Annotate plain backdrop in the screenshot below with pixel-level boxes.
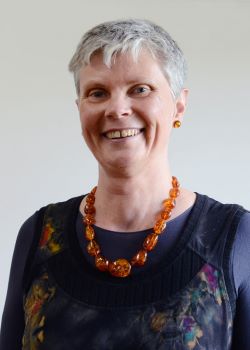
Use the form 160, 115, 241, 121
1, 0, 250, 319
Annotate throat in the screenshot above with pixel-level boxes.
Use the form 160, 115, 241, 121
80, 196, 162, 233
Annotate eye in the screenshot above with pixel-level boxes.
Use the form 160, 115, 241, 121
131, 85, 151, 96
87, 89, 108, 100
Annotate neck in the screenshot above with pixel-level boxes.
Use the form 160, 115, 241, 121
80, 160, 195, 232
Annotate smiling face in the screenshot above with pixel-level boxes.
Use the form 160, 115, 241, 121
76, 50, 188, 175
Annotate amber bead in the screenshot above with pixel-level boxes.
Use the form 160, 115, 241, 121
86, 194, 95, 205
131, 250, 147, 266
154, 219, 166, 234
143, 233, 159, 251
172, 176, 180, 188
161, 210, 171, 220
84, 214, 95, 225
83, 178, 181, 278
85, 225, 95, 240
169, 188, 180, 199
95, 255, 109, 271
91, 186, 97, 194
163, 199, 175, 209
108, 259, 131, 277
84, 204, 96, 215
87, 240, 100, 256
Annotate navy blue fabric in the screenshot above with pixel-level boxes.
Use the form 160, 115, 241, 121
0, 195, 250, 349
0, 211, 38, 350
76, 205, 193, 275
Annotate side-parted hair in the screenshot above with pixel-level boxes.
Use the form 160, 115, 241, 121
68, 19, 187, 99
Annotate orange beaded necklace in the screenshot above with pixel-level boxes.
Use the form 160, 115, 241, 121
83, 176, 180, 278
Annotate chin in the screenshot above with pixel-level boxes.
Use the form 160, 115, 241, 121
100, 155, 145, 175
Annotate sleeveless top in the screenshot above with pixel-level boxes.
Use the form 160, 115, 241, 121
21, 193, 246, 350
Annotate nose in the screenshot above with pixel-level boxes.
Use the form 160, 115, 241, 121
104, 93, 132, 119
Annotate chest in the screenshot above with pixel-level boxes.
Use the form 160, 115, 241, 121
22, 263, 232, 350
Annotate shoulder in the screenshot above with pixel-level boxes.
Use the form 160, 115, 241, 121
14, 195, 86, 289
191, 193, 248, 262
193, 192, 248, 232
205, 194, 250, 235
28, 194, 86, 254
16, 194, 85, 249
234, 211, 250, 262
237, 211, 250, 230
194, 193, 250, 295
232, 211, 250, 292
41, 194, 85, 215
197, 192, 246, 210
15, 211, 40, 252
195, 192, 248, 227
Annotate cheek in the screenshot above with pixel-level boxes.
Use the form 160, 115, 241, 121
79, 107, 104, 150
157, 96, 175, 117
79, 106, 98, 132
141, 97, 173, 124
79, 114, 94, 146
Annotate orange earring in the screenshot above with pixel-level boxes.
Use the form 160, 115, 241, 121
173, 120, 181, 128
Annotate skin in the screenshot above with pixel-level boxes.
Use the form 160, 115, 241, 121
76, 49, 196, 232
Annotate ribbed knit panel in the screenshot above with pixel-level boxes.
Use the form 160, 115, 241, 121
48, 246, 205, 308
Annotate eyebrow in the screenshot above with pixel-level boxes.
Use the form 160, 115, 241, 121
81, 80, 107, 90
81, 78, 155, 91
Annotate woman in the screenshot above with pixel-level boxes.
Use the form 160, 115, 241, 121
1, 19, 249, 350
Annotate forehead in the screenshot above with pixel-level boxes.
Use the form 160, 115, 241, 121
79, 49, 167, 87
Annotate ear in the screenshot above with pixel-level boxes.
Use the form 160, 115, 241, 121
173, 88, 189, 122
75, 98, 79, 111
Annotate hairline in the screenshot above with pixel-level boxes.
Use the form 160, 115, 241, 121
74, 47, 177, 99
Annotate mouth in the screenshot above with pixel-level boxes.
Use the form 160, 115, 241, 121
102, 128, 145, 140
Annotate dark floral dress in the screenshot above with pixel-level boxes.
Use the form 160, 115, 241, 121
21, 194, 245, 349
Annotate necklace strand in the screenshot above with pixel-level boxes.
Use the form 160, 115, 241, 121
83, 176, 180, 278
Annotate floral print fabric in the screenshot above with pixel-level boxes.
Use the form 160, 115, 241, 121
22, 204, 233, 349
22, 272, 56, 350
22, 263, 232, 350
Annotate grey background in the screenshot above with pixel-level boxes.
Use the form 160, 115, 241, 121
1, 0, 249, 317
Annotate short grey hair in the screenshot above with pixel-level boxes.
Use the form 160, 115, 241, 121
68, 19, 187, 98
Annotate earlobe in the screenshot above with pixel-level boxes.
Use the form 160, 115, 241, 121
175, 88, 189, 118
75, 99, 79, 111
172, 89, 188, 128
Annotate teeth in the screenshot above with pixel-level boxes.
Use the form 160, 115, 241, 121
113, 131, 120, 138
121, 130, 128, 137
105, 129, 141, 139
